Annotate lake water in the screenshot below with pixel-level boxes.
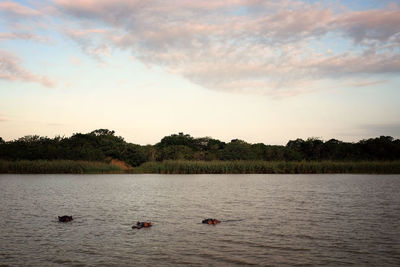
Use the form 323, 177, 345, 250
1, 174, 399, 266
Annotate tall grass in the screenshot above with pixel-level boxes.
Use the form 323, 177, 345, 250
133, 160, 400, 174
2, 160, 399, 174
0, 160, 123, 174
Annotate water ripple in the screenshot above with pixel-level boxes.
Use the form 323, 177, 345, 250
1, 174, 399, 266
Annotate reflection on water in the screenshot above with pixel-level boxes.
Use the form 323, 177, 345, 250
1, 174, 399, 266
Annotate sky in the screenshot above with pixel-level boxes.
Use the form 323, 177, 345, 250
0, 0, 399, 145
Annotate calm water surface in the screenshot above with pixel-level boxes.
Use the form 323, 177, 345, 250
1, 174, 399, 266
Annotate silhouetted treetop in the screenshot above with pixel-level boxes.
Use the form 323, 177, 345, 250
90, 129, 116, 136
0, 129, 399, 164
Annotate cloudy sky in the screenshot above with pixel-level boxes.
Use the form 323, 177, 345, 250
0, 0, 399, 145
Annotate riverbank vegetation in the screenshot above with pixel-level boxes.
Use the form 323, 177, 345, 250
133, 160, 400, 174
1, 129, 400, 174
0, 160, 122, 174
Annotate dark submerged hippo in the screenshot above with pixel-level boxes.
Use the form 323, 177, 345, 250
202, 218, 221, 225
58, 215, 73, 222
132, 221, 152, 229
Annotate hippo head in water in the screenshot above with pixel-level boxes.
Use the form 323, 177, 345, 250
132, 221, 152, 229
202, 218, 220, 224
58, 215, 73, 222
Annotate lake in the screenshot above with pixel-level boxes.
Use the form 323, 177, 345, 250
1, 174, 399, 266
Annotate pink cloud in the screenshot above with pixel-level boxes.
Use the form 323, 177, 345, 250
0, 32, 48, 42
305, 52, 400, 76
350, 80, 387, 88
62, 28, 113, 60
55, 0, 400, 94
0, 50, 56, 88
0, 1, 40, 17
333, 8, 400, 43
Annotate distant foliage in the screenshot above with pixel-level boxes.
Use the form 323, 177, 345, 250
133, 160, 400, 174
1, 131, 400, 165
0, 160, 122, 174
0, 129, 146, 167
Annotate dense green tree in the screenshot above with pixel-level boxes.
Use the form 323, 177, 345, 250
218, 139, 256, 160
156, 145, 194, 161
90, 129, 116, 136
265, 145, 286, 161
303, 138, 324, 160
0, 130, 399, 164
251, 143, 268, 160
157, 133, 196, 149
285, 139, 305, 160
121, 144, 147, 167
199, 137, 226, 161
358, 136, 400, 160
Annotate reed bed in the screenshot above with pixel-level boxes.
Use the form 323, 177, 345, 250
1, 160, 399, 174
133, 160, 400, 174
0, 160, 122, 174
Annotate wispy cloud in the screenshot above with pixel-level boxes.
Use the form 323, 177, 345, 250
333, 7, 400, 44
0, 1, 40, 18
52, 0, 400, 95
350, 79, 387, 87
0, 32, 49, 42
0, 50, 56, 88
63, 28, 112, 60
0, 1, 56, 45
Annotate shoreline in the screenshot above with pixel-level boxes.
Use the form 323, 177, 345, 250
1, 160, 400, 174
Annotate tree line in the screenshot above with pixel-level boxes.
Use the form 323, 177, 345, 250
0, 129, 399, 166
